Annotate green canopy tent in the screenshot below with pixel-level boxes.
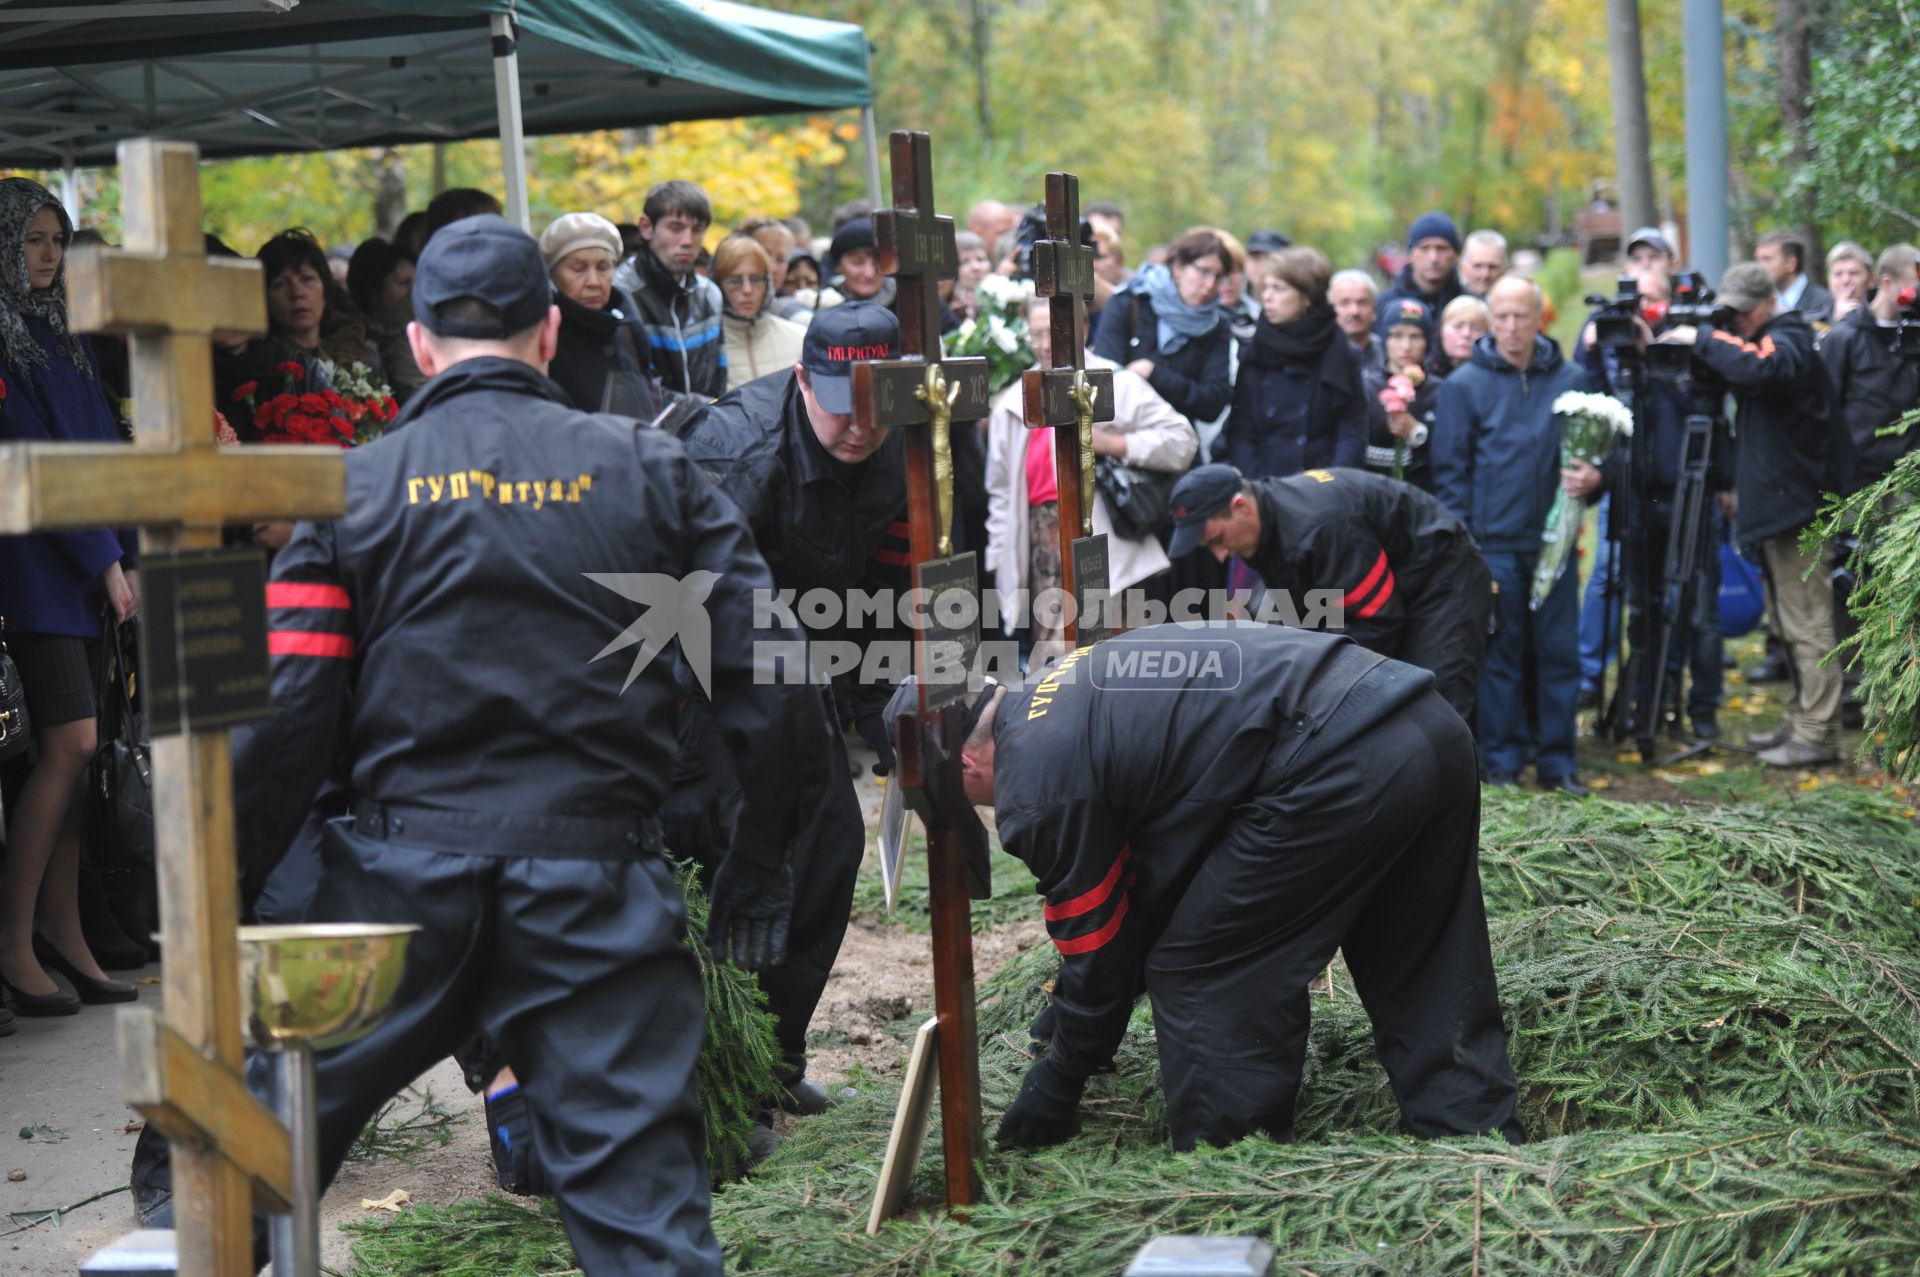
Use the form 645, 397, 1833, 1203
0, 0, 878, 226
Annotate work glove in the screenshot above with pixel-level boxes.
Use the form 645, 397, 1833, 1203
706, 856, 794, 972
485, 1084, 550, 1197
995, 1053, 1088, 1148
854, 710, 897, 777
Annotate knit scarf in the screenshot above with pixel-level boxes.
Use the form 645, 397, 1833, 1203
1126, 262, 1223, 355
1244, 302, 1339, 372
0, 177, 93, 378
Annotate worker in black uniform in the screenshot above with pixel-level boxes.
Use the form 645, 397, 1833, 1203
130, 216, 824, 1274
1166, 463, 1492, 723
888, 621, 1524, 1152
672, 301, 911, 1117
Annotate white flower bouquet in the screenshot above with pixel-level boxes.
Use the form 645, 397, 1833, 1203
1530, 390, 1633, 609
947, 274, 1035, 393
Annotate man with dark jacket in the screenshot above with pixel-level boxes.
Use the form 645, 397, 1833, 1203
891, 623, 1525, 1153
1378, 210, 1467, 317
1680, 262, 1837, 766
132, 217, 824, 1273
675, 301, 911, 1117
1757, 230, 1835, 326
1165, 464, 1490, 722
1822, 243, 1920, 494
1433, 276, 1600, 794
614, 180, 727, 398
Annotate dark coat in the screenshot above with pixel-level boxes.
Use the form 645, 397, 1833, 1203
1791, 280, 1835, 326
1090, 291, 1233, 424
1377, 264, 1465, 327
548, 286, 665, 418
1243, 470, 1476, 654
679, 369, 911, 719
1362, 364, 1440, 486
1222, 334, 1367, 479
1689, 311, 1830, 544
0, 320, 135, 636
1818, 305, 1920, 492
991, 622, 1425, 1078
231, 356, 826, 891
1430, 334, 1598, 552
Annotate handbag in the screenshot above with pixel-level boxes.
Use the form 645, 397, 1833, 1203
1718, 538, 1766, 638
0, 616, 28, 762
88, 615, 154, 872
1093, 455, 1183, 540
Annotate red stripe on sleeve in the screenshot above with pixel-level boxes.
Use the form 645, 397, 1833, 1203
268, 630, 356, 659
266, 582, 351, 610
1052, 894, 1131, 956
1353, 569, 1396, 619
885, 521, 910, 538
1342, 549, 1389, 610
871, 548, 913, 566
1043, 847, 1133, 921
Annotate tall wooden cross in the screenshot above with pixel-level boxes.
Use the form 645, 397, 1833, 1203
0, 139, 345, 1276
851, 128, 993, 1213
1021, 172, 1117, 644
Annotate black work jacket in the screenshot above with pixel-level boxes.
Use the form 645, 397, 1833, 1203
1819, 305, 1920, 492
1243, 469, 1477, 656
992, 622, 1430, 1079
680, 368, 911, 717
1690, 312, 1832, 544
232, 357, 824, 893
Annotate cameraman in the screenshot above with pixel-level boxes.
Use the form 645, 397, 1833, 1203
1821, 243, 1920, 494
1577, 229, 1734, 739
1669, 262, 1837, 767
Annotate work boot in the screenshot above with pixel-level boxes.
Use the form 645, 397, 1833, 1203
1757, 739, 1839, 769
1745, 722, 1793, 751
1689, 711, 1720, 741
776, 1077, 838, 1117
747, 1122, 782, 1166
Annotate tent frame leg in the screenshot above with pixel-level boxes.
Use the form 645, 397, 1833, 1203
861, 105, 882, 209
490, 12, 531, 230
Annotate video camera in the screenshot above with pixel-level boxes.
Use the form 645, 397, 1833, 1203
1585, 270, 1727, 361
1007, 204, 1097, 280
1891, 284, 1920, 356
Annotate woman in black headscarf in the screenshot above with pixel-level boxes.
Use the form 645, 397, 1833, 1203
0, 177, 142, 1015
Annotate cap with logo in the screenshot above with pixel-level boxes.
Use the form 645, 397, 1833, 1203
1378, 296, 1434, 344
1625, 225, 1675, 258
800, 301, 900, 415
1166, 463, 1247, 560
412, 214, 553, 339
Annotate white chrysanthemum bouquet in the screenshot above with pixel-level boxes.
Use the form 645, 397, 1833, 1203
1531, 390, 1633, 609
947, 274, 1036, 394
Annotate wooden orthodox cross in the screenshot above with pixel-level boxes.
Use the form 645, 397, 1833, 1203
850, 128, 993, 1212
1021, 172, 1117, 644
0, 139, 345, 1276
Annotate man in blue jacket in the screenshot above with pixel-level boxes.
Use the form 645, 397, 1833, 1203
1432, 276, 1600, 794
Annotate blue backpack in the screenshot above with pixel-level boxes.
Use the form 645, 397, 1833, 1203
1719, 540, 1766, 637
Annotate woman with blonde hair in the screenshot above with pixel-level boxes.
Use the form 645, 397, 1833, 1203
714, 235, 806, 390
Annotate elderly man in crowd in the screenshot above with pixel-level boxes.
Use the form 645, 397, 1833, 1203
1433, 276, 1599, 795
1459, 229, 1509, 299
1330, 268, 1385, 378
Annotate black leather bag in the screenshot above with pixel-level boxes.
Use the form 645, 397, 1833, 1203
1093, 456, 1183, 541
0, 617, 28, 763
88, 617, 154, 871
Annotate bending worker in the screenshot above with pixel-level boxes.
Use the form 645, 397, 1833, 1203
891, 621, 1525, 1151
1165, 463, 1491, 723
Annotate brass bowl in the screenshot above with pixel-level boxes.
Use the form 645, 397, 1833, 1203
237, 923, 420, 1051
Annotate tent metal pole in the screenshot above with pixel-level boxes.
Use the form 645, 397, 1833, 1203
861, 105, 881, 207
490, 12, 531, 230
59, 141, 79, 224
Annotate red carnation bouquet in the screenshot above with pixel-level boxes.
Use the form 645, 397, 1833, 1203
230, 358, 397, 448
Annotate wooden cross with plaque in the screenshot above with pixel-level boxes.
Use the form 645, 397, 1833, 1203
0, 139, 345, 1276
1022, 172, 1117, 644
851, 128, 993, 1214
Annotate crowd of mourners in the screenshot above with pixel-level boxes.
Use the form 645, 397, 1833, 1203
1, 165, 1914, 1047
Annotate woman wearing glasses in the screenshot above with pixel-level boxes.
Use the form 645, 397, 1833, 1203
1092, 226, 1234, 427
716, 235, 807, 392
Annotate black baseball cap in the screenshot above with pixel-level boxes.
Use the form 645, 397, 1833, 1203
411, 214, 553, 339
1166, 463, 1247, 559
801, 301, 900, 415
1246, 229, 1291, 254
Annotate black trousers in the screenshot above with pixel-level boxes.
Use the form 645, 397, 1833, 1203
679, 694, 865, 1081
1145, 688, 1523, 1151
1398, 548, 1492, 726
135, 821, 721, 1276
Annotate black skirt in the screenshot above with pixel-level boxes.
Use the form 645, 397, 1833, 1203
8, 632, 100, 728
